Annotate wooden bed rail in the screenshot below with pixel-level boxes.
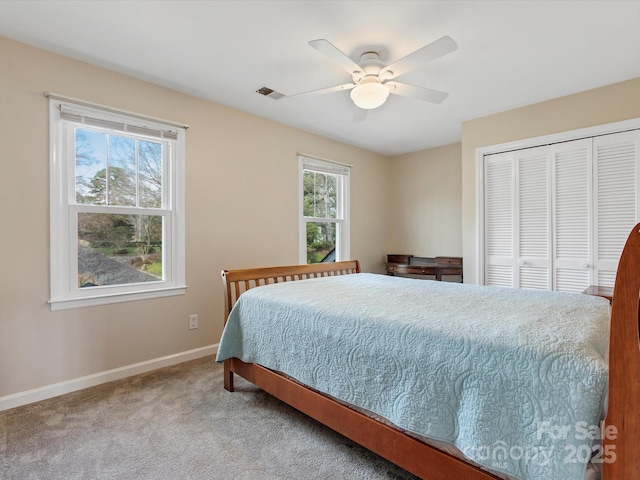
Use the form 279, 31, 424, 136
221, 260, 360, 320
603, 222, 640, 479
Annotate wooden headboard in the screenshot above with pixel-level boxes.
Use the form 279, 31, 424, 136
221, 260, 360, 320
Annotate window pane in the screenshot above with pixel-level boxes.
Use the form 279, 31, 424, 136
138, 140, 163, 208
326, 174, 337, 218
78, 213, 163, 287
303, 171, 337, 219
74, 130, 164, 208
306, 221, 336, 264
303, 171, 316, 216
108, 135, 136, 206
75, 129, 107, 204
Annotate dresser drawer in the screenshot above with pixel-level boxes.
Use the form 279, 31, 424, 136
436, 256, 462, 265
387, 254, 412, 264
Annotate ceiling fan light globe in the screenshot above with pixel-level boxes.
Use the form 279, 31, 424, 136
350, 82, 389, 110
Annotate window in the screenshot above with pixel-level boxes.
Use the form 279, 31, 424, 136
48, 95, 186, 310
298, 155, 350, 264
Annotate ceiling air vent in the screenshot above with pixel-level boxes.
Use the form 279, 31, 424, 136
256, 86, 284, 100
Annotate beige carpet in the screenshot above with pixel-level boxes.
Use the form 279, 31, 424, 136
0, 356, 419, 479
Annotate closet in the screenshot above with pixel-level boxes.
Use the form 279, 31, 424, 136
483, 130, 640, 292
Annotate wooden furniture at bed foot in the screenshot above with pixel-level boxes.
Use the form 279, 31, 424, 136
386, 255, 463, 281
582, 285, 614, 303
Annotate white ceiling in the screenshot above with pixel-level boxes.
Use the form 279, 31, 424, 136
1, 0, 639, 156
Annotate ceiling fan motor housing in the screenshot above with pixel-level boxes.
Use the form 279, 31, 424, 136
351, 51, 385, 83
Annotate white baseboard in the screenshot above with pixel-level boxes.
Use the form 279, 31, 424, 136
0, 344, 218, 412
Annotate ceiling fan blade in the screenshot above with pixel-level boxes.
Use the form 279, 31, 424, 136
380, 36, 458, 80
308, 39, 364, 77
284, 83, 355, 99
386, 81, 449, 104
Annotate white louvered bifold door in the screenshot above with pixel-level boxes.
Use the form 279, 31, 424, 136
593, 131, 640, 287
484, 152, 514, 287
516, 147, 551, 289
483, 129, 640, 291
551, 139, 593, 293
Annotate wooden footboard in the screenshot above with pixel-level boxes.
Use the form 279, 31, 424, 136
603, 223, 640, 479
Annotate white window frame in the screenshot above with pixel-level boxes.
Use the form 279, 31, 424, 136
298, 155, 350, 264
48, 94, 187, 310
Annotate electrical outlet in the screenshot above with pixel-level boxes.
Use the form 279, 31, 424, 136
189, 314, 198, 330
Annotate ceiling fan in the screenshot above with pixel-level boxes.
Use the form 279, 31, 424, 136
285, 36, 458, 111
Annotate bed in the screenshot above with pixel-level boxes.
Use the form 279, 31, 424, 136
215, 224, 640, 480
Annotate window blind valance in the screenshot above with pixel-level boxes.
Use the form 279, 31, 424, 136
45, 92, 187, 141
299, 154, 351, 176
59, 111, 178, 141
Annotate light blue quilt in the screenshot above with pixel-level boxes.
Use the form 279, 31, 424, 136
216, 273, 610, 480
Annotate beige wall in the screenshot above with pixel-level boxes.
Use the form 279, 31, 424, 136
0, 36, 391, 399
461, 77, 640, 283
388, 143, 462, 258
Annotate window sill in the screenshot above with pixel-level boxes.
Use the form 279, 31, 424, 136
49, 285, 187, 311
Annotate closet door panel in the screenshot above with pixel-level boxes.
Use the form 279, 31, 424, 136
516, 147, 551, 289
551, 139, 592, 293
484, 152, 514, 287
593, 131, 640, 287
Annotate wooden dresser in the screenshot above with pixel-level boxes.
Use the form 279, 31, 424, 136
386, 255, 463, 282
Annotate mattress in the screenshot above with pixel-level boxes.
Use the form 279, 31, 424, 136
216, 273, 610, 480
